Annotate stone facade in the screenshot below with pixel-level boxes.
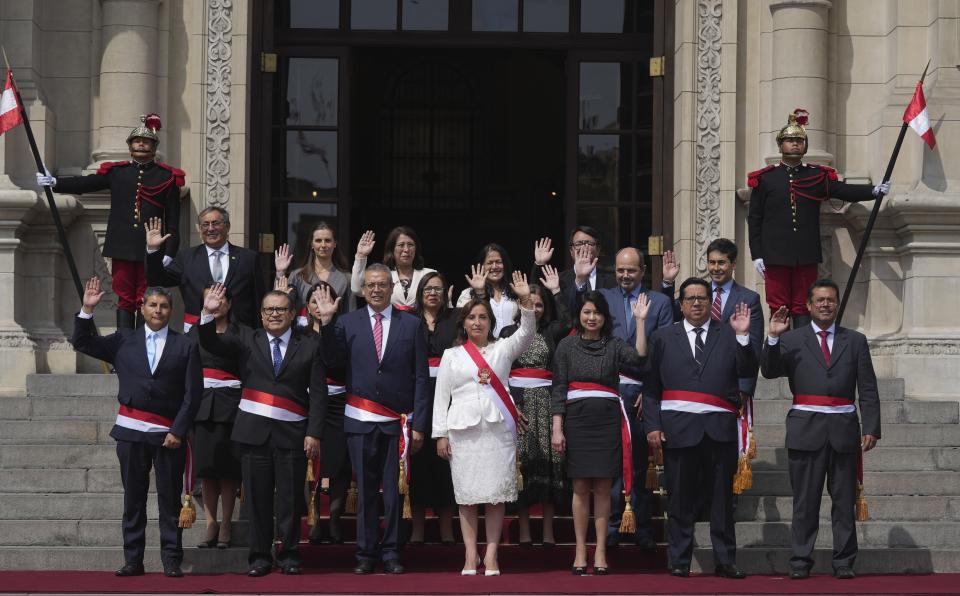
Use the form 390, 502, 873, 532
0, 0, 958, 398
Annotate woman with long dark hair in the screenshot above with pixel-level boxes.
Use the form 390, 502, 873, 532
350, 226, 436, 309
551, 290, 650, 575
456, 242, 517, 336
275, 221, 355, 319
408, 272, 458, 544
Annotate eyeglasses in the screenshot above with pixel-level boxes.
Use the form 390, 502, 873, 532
423, 287, 445, 294
200, 220, 226, 229
570, 240, 598, 248
261, 306, 290, 315
681, 296, 710, 304
364, 282, 393, 290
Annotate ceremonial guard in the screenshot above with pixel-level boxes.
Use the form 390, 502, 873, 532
38, 114, 185, 329
761, 280, 881, 580
746, 109, 888, 327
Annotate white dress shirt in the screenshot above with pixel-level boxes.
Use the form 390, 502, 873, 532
265, 326, 294, 360
206, 243, 230, 281
454, 288, 518, 337
766, 321, 836, 348
368, 304, 394, 350
683, 318, 749, 356
78, 309, 170, 364
711, 278, 734, 316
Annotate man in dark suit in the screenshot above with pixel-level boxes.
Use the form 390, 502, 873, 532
198, 285, 327, 577
580, 247, 672, 549
70, 278, 202, 578
145, 207, 264, 330
531, 225, 617, 311
644, 278, 757, 579
315, 263, 430, 575
761, 279, 881, 580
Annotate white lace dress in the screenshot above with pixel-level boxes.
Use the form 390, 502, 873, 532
432, 307, 535, 505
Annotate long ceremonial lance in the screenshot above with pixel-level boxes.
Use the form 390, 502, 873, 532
4, 69, 86, 303
837, 61, 931, 325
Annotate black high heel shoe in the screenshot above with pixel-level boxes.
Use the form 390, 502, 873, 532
594, 565, 609, 575
571, 565, 587, 575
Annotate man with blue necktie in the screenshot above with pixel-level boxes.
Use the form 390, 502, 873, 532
70, 278, 202, 578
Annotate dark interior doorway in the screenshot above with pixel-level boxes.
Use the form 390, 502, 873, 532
350, 47, 566, 289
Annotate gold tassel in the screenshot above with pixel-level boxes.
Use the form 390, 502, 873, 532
398, 459, 408, 496
178, 494, 197, 529
306, 460, 315, 483
732, 455, 752, 495
747, 428, 758, 460
307, 491, 317, 527
515, 458, 524, 492
402, 493, 412, 520
645, 456, 658, 490
855, 483, 869, 521
653, 446, 664, 467
345, 481, 358, 514
618, 500, 636, 534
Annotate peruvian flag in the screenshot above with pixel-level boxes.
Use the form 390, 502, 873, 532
0, 69, 24, 136
903, 81, 936, 149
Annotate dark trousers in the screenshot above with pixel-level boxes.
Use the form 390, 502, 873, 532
663, 435, 737, 567
239, 440, 307, 567
347, 426, 401, 564
116, 439, 186, 566
608, 383, 654, 542
788, 445, 858, 571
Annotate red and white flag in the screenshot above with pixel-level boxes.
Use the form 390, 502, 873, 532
0, 69, 23, 136
903, 81, 936, 149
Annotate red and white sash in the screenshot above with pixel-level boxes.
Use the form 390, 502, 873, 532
457, 342, 521, 436
297, 306, 309, 328
792, 394, 856, 414
182, 312, 199, 332
565, 382, 634, 495
661, 390, 738, 415
344, 394, 411, 485
619, 372, 643, 386
202, 367, 241, 389
508, 367, 552, 389
738, 394, 754, 455
326, 377, 346, 396
115, 405, 173, 433
428, 357, 441, 378
239, 388, 307, 422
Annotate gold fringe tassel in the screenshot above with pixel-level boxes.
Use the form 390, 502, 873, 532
178, 494, 197, 529
747, 428, 758, 460
732, 454, 753, 495
855, 483, 869, 521
402, 493, 412, 520
346, 481, 358, 514
618, 500, 636, 534
515, 458, 524, 493
306, 460, 315, 483
645, 456, 658, 490
307, 491, 317, 527
653, 446, 664, 467
398, 459, 408, 496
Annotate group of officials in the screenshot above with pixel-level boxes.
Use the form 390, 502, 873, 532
54, 110, 883, 580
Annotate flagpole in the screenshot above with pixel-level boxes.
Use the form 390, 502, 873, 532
836, 62, 931, 325
3, 59, 84, 302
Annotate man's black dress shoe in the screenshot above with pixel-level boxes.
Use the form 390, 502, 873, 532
790, 568, 810, 579
636, 537, 657, 550
281, 564, 302, 575
115, 562, 145, 577
715, 563, 747, 579
163, 563, 184, 578
353, 560, 375, 575
383, 560, 405, 574
247, 562, 272, 577
834, 566, 856, 579
669, 565, 690, 578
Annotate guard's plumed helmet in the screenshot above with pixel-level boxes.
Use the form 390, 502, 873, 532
776, 108, 809, 143
126, 113, 162, 144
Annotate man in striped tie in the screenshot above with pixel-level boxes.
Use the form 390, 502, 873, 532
70, 278, 202, 578
643, 277, 757, 579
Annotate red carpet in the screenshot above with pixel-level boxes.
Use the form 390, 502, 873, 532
0, 570, 957, 595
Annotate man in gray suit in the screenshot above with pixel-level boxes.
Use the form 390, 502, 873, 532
761, 279, 881, 580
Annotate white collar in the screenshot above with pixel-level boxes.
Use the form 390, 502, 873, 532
205, 243, 229, 256
144, 325, 169, 340
267, 326, 293, 345
811, 322, 837, 336
368, 304, 394, 320
682, 319, 711, 334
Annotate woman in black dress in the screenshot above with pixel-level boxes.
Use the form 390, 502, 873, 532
551, 290, 650, 574
409, 272, 458, 543
499, 266, 569, 546
303, 281, 352, 544
189, 283, 242, 548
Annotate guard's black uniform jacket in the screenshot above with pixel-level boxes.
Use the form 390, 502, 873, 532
54, 160, 184, 261
747, 163, 874, 267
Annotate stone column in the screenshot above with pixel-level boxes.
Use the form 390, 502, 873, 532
767, 0, 832, 164
92, 0, 161, 162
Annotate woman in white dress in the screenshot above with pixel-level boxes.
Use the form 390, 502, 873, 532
433, 271, 535, 576
350, 226, 435, 309
455, 243, 518, 336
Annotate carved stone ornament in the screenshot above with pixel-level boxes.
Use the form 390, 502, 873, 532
694, 0, 722, 274
205, 0, 232, 207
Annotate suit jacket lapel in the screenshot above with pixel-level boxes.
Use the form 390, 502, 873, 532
672, 324, 697, 367
380, 311, 398, 362
828, 327, 849, 369
699, 321, 721, 370
802, 326, 829, 369
134, 329, 152, 377
222, 243, 239, 286
151, 330, 176, 375
254, 329, 274, 373
195, 245, 213, 285
278, 330, 302, 376
721, 283, 740, 321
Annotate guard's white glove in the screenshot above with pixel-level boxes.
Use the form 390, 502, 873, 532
35, 171, 56, 187
753, 258, 766, 278
872, 181, 891, 197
